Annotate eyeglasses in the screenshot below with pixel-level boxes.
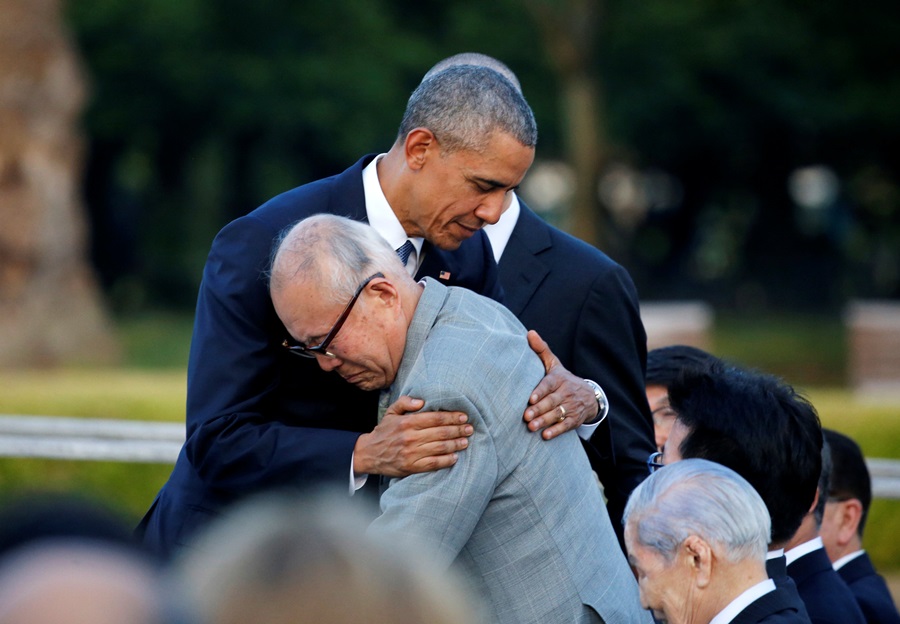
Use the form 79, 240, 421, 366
282, 272, 384, 359
647, 451, 664, 474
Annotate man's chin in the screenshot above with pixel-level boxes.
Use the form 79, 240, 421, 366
344, 375, 383, 392
432, 225, 480, 250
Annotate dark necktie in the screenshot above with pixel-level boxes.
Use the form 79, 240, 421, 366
396, 240, 415, 267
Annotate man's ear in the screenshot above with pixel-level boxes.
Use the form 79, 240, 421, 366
368, 277, 400, 308
837, 498, 864, 547
683, 535, 713, 589
404, 128, 437, 171
807, 488, 821, 515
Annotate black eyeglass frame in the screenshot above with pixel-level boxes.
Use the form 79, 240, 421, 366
282, 272, 384, 359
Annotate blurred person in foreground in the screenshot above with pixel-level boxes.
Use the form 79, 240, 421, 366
267, 214, 648, 624
432, 53, 656, 541
138, 62, 607, 559
644, 344, 721, 452
783, 441, 866, 624
0, 542, 166, 624
624, 458, 810, 624
171, 492, 481, 624
661, 362, 820, 618
820, 428, 900, 624
0, 493, 167, 624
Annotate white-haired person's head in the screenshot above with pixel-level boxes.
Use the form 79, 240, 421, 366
624, 458, 773, 624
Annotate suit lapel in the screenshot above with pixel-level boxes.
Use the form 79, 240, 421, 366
498, 203, 551, 316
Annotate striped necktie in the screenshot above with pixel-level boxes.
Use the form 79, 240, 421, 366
396, 240, 415, 268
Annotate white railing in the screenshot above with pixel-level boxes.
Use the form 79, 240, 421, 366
0, 414, 182, 464
1, 414, 899, 499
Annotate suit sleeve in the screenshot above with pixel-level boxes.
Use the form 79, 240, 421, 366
575, 263, 655, 534
368, 392, 496, 568
183, 215, 364, 493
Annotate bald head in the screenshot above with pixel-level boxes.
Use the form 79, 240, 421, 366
270, 214, 409, 305
269, 215, 421, 391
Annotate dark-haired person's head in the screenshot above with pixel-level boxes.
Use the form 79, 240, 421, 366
820, 429, 873, 563
662, 362, 823, 547
644, 345, 721, 452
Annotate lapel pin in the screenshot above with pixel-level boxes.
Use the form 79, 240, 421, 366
439, 271, 451, 280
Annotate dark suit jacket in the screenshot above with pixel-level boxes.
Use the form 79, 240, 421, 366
766, 554, 813, 623
731, 582, 814, 624
137, 155, 502, 558
838, 553, 900, 624
497, 203, 655, 537
788, 546, 867, 624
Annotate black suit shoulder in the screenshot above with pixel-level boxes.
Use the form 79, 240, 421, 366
788, 547, 866, 624
731, 582, 813, 624
839, 554, 900, 624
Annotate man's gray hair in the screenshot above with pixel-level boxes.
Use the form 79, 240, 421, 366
422, 53, 522, 94
398, 65, 536, 154
269, 214, 406, 306
624, 458, 771, 564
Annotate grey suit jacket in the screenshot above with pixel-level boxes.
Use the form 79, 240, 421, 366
369, 279, 649, 624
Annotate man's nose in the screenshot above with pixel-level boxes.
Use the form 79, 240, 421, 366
315, 353, 341, 372
475, 192, 507, 225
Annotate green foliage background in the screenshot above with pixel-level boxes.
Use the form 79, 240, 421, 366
66, 0, 900, 314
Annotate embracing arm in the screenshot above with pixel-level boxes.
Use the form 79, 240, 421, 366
185, 216, 472, 492
521, 331, 604, 440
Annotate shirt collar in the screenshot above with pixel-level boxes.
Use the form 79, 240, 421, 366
362, 155, 424, 264
833, 549, 865, 571
710, 579, 776, 624
483, 193, 520, 263
784, 536, 824, 565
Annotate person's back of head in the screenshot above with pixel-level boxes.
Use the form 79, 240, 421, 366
813, 440, 833, 529
668, 362, 823, 546
820, 429, 874, 563
625, 458, 771, 563
0, 542, 165, 624
824, 428, 872, 535
645, 345, 721, 388
399, 64, 537, 154
172, 492, 482, 624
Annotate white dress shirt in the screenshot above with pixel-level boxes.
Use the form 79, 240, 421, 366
362, 155, 423, 276
483, 193, 520, 263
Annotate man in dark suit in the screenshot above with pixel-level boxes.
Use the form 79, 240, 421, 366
784, 441, 866, 624
821, 429, 900, 624
425, 53, 656, 538
137, 65, 604, 558
663, 362, 822, 620
625, 458, 811, 624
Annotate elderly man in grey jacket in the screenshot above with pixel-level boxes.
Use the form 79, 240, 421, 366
269, 214, 647, 624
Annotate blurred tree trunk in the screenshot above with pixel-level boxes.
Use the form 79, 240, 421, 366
522, 0, 615, 254
0, 0, 119, 366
